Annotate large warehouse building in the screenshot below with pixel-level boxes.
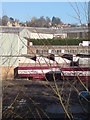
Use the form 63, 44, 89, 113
0, 26, 88, 39
0, 26, 89, 79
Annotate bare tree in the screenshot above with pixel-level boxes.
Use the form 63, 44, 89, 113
88, 1, 90, 39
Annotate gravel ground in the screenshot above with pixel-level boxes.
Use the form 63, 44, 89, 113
2, 79, 89, 120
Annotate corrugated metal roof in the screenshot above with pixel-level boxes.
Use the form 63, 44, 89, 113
18, 57, 35, 64
55, 57, 71, 64
0, 26, 88, 34
36, 56, 54, 64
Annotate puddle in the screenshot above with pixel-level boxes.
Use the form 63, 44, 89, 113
45, 104, 89, 119
46, 104, 64, 114
46, 103, 85, 114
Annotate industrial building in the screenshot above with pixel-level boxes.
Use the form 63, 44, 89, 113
0, 33, 27, 79
27, 45, 90, 55
0, 26, 89, 79
0, 26, 88, 39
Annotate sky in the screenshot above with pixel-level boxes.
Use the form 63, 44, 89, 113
1, 2, 88, 24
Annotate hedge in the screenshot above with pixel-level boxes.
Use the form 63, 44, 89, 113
26, 38, 89, 46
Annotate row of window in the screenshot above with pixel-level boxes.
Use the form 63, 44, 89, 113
36, 49, 90, 54
65, 49, 90, 54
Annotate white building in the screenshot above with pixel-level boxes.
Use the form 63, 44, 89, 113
19, 28, 53, 39
36, 56, 55, 66
1, 33, 27, 59
0, 33, 27, 79
79, 41, 90, 46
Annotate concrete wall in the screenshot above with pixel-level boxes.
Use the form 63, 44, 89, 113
1, 33, 27, 57
1, 66, 15, 80
0, 33, 27, 79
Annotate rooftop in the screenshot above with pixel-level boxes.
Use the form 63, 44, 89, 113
0, 26, 88, 34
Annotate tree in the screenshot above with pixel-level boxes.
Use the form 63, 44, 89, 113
2, 15, 9, 26
52, 16, 62, 26
9, 17, 14, 23
0, 18, 2, 25
15, 19, 19, 23
39, 16, 46, 27
30, 16, 46, 27
88, 1, 90, 39
46, 17, 51, 28
52, 16, 56, 26
29, 17, 38, 27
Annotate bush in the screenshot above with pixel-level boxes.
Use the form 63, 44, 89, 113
26, 38, 88, 46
